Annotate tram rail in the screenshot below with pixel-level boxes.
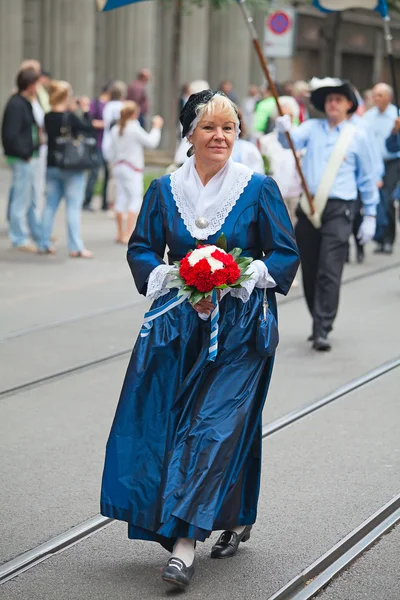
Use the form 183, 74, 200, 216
1, 355, 399, 585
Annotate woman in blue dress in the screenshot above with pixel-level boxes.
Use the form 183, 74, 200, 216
100, 90, 299, 589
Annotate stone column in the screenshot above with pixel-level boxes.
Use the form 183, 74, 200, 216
208, 4, 252, 103
40, 0, 96, 96
23, 0, 41, 62
95, 3, 158, 99
0, 1, 24, 114
180, 4, 210, 84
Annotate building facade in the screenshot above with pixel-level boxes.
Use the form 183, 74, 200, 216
1, 0, 400, 149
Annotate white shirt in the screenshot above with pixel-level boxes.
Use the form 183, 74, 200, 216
102, 100, 124, 161
232, 139, 265, 174
109, 120, 161, 170
260, 131, 302, 199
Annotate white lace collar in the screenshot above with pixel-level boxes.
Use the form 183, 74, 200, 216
170, 156, 253, 239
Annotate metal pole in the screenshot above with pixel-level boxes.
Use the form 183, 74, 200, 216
383, 16, 400, 113
236, 0, 315, 215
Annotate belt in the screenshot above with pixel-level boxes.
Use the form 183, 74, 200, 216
115, 160, 143, 173
327, 197, 356, 202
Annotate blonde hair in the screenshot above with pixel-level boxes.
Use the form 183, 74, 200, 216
119, 101, 138, 135
195, 93, 238, 129
20, 59, 41, 75
271, 96, 300, 120
49, 80, 71, 108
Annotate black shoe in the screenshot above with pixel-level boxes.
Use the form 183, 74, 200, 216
210, 526, 252, 559
313, 336, 331, 352
383, 243, 393, 255
356, 247, 365, 264
161, 557, 195, 588
82, 205, 95, 212
307, 334, 313, 342
374, 244, 384, 254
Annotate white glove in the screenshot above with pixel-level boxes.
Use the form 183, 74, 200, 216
275, 114, 292, 134
357, 216, 376, 246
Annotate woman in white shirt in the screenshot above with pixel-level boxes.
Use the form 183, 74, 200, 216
109, 101, 163, 243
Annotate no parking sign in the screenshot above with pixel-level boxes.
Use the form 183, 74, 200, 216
264, 5, 296, 58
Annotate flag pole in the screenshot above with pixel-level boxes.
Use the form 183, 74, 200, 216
382, 15, 400, 113
236, 0, 315, 215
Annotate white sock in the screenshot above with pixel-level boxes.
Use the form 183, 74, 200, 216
171, 538, 195, 567
231, 525, 246, 535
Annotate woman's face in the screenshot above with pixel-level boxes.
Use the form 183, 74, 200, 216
189, 113, 236, 166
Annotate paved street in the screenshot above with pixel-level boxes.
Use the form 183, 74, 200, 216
0, 166, 399, 599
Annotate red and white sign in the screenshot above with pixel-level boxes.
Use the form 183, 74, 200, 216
264, 6, 296, 58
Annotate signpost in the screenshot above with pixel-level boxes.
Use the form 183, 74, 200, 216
264, 6, 296, 58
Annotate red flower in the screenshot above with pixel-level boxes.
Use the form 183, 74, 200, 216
179, 246, 242, 294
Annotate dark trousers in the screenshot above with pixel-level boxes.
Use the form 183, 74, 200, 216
381, 158, 400, 245
295, 199, 356, 338
83, 148, 109, 210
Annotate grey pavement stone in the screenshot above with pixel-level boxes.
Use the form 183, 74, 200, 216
319, 526, 400, 600
1, 368, 399, 598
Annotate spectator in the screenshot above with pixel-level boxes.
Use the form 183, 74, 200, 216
241, 85, 260, 138
83, 83, 111, 212
293, 80, 310, 123
259, 96, 302, 224
231, 109, 264, 174
253, 86, 276, 135
179, 83, 191, 114
1, 68, 42, 252
362, 89, 374, 112
218, 80, 239, 105
102, 81, 127, 163
363, 83, 400, 254
102, 81, 127, 212
39, 80, 94, 258
127, 69, 152, 128
109, 101, 163, 244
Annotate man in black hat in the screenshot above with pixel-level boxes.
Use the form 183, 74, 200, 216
276, 79, 378, 351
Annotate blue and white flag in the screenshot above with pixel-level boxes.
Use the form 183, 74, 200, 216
97, 0, 144, 11
312, 1, 388, 18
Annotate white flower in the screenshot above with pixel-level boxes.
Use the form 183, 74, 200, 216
188, 245, 226, 273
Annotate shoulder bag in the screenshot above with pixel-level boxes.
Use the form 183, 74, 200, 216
53, 112, 99, 170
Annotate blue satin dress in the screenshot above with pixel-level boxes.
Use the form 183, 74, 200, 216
100, 172, 299, 551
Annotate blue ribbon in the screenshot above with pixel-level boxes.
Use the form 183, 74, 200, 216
208, 289, 219, 363
140, 290, 220, 362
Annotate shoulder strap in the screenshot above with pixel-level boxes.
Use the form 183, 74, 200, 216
313, 123, 357, 210
300, 123, 357, 227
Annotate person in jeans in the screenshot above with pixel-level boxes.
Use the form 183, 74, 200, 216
40, 80, 94, 258
83, 84, 111, 211
109, 101, 163, 243
1, 68, 42, 252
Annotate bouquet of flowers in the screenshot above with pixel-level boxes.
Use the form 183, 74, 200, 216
168, 236, 253, 306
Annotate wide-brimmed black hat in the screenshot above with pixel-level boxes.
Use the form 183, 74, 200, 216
310, 80, 358, 114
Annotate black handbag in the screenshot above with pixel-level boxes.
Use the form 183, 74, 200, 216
53, 112, 99, 170
256, 288, 279, 357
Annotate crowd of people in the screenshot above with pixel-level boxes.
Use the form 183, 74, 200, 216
1, 65, 399, 347
1, 63, 161, 256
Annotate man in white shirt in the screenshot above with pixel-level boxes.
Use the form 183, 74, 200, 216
363, 83, 400, 254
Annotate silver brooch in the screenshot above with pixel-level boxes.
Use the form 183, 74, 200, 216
195, 217, 209, 229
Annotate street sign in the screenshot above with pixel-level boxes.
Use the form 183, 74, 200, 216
264, 5, 296, 58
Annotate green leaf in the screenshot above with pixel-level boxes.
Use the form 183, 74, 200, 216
190, 291, 205, 305
215, 233, 227, 251
229, 248, 242, 260
237, 258, 253, 269
215, 284, 229, 289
